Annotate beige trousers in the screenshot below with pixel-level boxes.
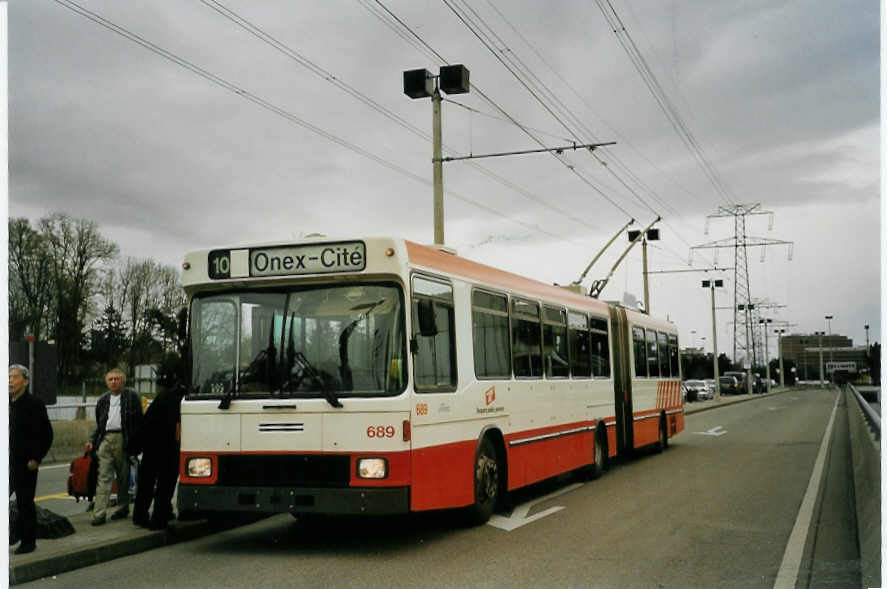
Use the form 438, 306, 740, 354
93, 432, 130, 519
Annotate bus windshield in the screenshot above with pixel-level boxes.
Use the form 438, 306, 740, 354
189, 282, 406, 399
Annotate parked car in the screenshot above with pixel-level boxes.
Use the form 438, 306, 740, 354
683, 379, 707, 402
723, 371, 750, 394
703, 379, 716, 399
719, 375, 741, 395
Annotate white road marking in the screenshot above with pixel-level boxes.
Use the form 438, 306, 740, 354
772, 392, 840, 589
694, 425, 727, 436
487, 482, 583, 531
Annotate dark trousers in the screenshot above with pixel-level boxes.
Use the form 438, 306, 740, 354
10, 464, 39, 546
134, 449, 178, 524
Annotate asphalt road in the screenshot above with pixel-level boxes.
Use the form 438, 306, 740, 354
33, 463, 92, 518
23, 388, 853, 588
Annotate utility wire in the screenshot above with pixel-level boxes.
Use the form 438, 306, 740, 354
443, 0, 667, 222
595, 0, 735, 206
52, 0, 592, 251
201, 0, 603, 233
369, 0, 638, 220
479, 0, 718, 267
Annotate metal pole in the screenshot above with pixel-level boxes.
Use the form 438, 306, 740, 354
710, 285, 720, 401
745, 308, 753, 395
778, 331, 785, 389
818, 332, 824, 386
432, 87, 444, 245
763, 322, 771, 393
826, 316, 833, 367
28, 336, 35, 386
642, 238, 650, 314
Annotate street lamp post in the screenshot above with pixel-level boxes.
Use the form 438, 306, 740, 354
738, 303, 755, 395
628, 227, 660, 314
759, 318, 772, 393
776, 328, 786, 388
825, 315, 834, 371
702, 279, 723, 400
403, 65, 470, 246
815, 331, 825, 386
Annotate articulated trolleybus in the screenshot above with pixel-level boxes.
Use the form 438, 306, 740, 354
178, 237, 683, 523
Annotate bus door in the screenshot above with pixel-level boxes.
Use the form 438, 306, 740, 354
608, 305, 633, 455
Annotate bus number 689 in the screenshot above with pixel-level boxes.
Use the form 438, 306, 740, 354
366, 425, 395, 438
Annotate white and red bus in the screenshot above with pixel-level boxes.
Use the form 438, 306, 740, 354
177, 237, 683, 523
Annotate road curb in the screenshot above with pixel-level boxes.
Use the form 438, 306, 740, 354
684, 387, 793, 416
8, 516, 236, 585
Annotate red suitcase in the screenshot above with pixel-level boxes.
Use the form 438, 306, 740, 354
67, 452, 96, 502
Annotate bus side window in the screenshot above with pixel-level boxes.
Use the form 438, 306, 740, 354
543, 306, 569, 379
411, 276, 457, 392
668, 335, 679, 378
590, 316, 610, 378
512, 298, 542, 378
633, 326, 647, 378
646, 329, 660, 377
568, 312, 591, 378
472, 290, 511, 379
657, 331, 670, 377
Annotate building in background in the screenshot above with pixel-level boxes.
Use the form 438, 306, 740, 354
780, 333, 868, 381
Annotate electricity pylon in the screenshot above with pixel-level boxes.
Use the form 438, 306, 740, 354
691, 204, 793, 367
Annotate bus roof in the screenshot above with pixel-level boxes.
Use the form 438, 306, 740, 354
181, 236, 676, 332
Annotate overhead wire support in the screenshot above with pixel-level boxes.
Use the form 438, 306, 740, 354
645, 266, 733, 275
437, 141, 616, 163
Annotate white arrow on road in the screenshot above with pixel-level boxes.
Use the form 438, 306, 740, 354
694, 425, 728, 436
487, 482, 583, 531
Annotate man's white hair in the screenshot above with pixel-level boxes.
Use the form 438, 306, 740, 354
9, 364, 30, 380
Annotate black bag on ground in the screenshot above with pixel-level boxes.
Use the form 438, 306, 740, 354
10, 500, 76, 543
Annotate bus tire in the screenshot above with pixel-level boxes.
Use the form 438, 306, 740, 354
468, 437, 500, 525
590, 429, 607, 479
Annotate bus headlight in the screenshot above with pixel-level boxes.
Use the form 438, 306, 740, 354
187, 457, 213, 477
357, 458, 388, 479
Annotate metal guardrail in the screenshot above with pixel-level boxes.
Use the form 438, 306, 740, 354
848, 383, 880, 440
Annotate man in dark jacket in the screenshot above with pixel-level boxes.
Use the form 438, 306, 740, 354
9, 364, 54, 554
85, 368, 143, 525
133, 386, 183, 530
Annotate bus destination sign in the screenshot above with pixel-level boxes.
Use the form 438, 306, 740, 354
207, 241, 366, 280
250, 241, 366, 277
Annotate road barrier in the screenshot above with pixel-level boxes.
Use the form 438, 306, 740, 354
845, 385, 881, 589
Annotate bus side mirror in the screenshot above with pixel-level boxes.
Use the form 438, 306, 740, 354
417, 298, 438, 337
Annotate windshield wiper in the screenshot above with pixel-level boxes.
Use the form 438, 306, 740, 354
338, 299, 385, 390
292, 352, 343, 408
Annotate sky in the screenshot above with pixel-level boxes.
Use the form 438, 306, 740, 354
7, 0, 883, 363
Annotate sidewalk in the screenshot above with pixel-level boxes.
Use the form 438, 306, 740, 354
8, 386, 796, 585
8, 509, 238, 585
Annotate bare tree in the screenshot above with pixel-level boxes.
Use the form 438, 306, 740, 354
39, 213, 118, 386
8, 218, 54, 341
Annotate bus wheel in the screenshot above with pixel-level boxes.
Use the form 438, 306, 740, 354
469, 437, 500, 525
590, 430, 606, 479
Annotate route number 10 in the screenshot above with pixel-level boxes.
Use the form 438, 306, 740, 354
208, 250, 231, 279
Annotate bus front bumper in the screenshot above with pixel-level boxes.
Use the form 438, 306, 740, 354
178, 484, 410, 516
